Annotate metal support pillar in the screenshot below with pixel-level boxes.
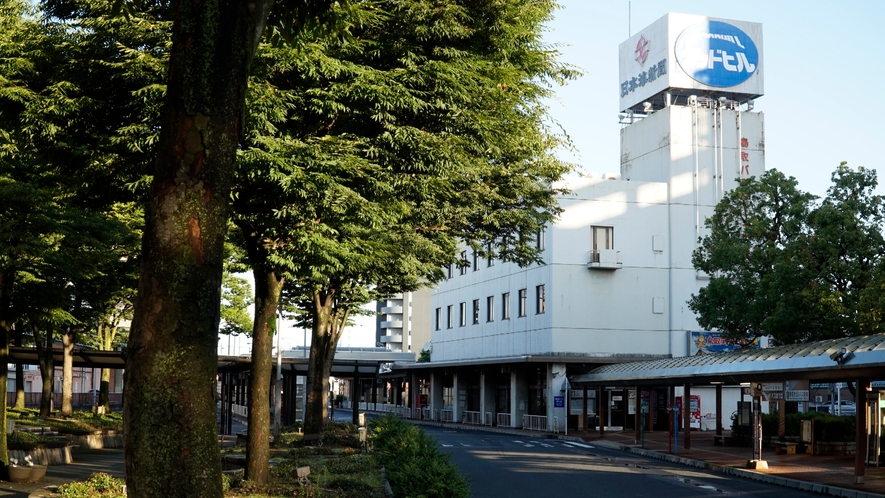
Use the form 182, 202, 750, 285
856, 377, 870, 484
684, 383, 691, 452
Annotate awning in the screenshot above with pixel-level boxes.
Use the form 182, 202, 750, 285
572, 334, 885, 387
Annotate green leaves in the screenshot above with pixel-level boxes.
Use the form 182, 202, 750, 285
691, 164, 885, 345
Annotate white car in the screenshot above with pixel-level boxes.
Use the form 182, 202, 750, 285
829, 401, 856, 415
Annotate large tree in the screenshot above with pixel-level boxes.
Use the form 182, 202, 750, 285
690, 164, 885, 345
121, 0, 273, 493
231, 2, 576, 478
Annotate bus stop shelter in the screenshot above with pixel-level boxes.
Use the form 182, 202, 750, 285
571, 333, 885, 484
216, 346, 415, 432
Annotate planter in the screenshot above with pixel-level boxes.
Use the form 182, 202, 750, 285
8, 465, 31, 483
29, 464, 47, 482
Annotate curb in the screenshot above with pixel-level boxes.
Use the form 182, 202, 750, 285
587, 438, 885, 498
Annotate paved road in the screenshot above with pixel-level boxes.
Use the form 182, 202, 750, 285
426, 426, 822, 498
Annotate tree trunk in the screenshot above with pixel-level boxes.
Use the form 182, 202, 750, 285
100, 368, 110, 409
14, 332, 24, 410
0, 272, 13, 465
33, 325, 54, 416
62, 331, 74, 415
244, 265, 283, 484
304, 291, 349, 435
122, 1, 270, 496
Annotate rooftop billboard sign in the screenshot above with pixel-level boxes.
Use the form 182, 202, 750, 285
619, 13, 764, 112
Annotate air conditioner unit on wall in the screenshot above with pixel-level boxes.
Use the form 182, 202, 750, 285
815, 396, 823, 403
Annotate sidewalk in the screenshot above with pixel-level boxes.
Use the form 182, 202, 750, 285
579, 429, 885, 498
0, 448, 124, 498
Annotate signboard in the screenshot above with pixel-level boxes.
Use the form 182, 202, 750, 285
554, 396, 564, 408
690, 331, 760, 355
618, 13, 764, 112
675, 21, 759, 87
785, 380, 809, 402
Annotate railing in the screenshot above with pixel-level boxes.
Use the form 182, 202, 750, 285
461, 410, 482, 425
484, 411, 493, 426
7, 392, 123, 409
523, 414, 547, 431
497, 413, 512, 428
232, 404, 248, 419
440, 409, 454, 422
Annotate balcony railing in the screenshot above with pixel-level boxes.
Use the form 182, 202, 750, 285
587, 249, 622, 270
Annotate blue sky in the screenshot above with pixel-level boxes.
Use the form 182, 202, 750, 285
544, 0, 884, 198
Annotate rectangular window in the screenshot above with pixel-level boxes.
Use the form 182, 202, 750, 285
592, 226, 614, 250
502, 292, 511, 320
518, 288, 527, 317
536, 285, 546, 314
460, 251, 468, 275
435, 307, 441, 330
446, 305, 453, 329
459, 302, 467, 327
473, 250, 479, 271
536, 229, 545, 250
447, 263, 453, 279
487, 243, 494, 267
472, 299, 480, 324
486, 295, 494, 322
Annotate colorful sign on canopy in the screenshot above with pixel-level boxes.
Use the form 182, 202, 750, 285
690, 331, 760, 355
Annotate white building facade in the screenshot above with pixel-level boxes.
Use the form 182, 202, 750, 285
394, 13, 766, 433
376, 290, 432, 355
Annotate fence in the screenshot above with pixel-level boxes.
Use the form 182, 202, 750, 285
522, 414, 547, 431
7, 392, 122, 410
461, 410, 482, 425
440, 409, 454, 422
497, 412, 512, 428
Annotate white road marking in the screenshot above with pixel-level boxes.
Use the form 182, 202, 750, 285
562, 441, 595, 449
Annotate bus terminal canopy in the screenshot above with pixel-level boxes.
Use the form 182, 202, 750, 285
571, 333, 885, 388
6, 345, 415, 375
217, 346, 416, 376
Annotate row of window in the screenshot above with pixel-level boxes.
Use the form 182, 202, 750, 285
434, 285, 546, 330
446, 231, 547, 278
444, 226, 614, 279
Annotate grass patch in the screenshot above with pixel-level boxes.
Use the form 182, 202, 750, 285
57, 472, 126, 498
14, 411, 124, 434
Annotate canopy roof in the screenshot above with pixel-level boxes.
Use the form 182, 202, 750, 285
572, 334, 885, 387
218, 346, 416, 376
8, 345, 415, 377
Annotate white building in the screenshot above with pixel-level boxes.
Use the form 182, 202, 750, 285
376, 290, 432, 355
393, 13, 765, 433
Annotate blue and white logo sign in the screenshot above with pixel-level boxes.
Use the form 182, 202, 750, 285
675, 21, 759, 87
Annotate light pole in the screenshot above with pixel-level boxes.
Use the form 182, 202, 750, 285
561, 378, 571, 436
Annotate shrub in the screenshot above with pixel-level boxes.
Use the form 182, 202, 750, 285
370, 415, 469, 498
7, 430, 54, 446
57, 473, 126, 498
754, 410, 855, 443
326, 476, 383, 497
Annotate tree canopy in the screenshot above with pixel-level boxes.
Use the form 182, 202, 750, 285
690, 164, 885, 345
232, 0, 576, 478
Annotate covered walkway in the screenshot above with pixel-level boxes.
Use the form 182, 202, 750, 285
571, 333, 885, 486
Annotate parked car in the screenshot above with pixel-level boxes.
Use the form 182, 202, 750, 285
830, 400, 855, 415
807, 400, 856, 415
